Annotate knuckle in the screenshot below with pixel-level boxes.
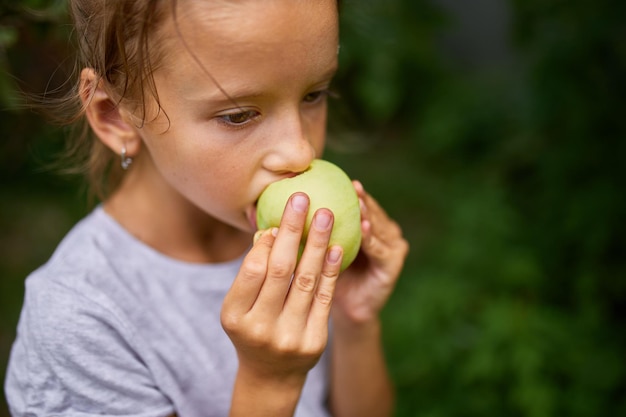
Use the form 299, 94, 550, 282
306, 234, 331, 250
275, 334, 299, 355
299, 347, 323, 362
314, 286, 334, 306
283, 221, 304, 235
274, 336, 323, 361
247, 322, 271, 346
241, 258, 267, 279
386, 221, 401, 237
220, 311, 238, 331
221, 312, 248, 341
370, 238, 387, 258
293, 272, 317, 293
269, 260, 294, 278
300, 338, 326, 359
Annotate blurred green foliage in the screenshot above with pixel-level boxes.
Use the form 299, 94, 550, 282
1, 0, 624, 416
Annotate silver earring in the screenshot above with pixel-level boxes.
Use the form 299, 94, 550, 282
121, 146, 133, 170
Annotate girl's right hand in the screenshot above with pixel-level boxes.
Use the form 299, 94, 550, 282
221, 193, 343, 410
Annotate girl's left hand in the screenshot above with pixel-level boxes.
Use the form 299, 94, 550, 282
333, 181, 409, 325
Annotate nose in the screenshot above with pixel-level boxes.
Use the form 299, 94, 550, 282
263, 109, 317, 175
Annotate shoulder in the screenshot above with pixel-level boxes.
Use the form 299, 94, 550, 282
15, 206, 153, 364
13, 254, 141, 382
6, 267, 174, 416
44, 206, 118, 276
20, 208, 130, 330
5, 209, 175, 416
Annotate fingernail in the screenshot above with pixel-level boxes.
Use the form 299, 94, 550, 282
253, 228, 278, 243
314, 210, 332, 230
291, 194, 308, 213
253, 230, 264, 244
327, 246, 342, 264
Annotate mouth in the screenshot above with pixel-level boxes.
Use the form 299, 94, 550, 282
249, 170, 308, 231
248, 203, 258, 231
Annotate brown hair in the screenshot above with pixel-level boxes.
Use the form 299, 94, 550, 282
57, 0, 337, 201
58, 0, 170, 201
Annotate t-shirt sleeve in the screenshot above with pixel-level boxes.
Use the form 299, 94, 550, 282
5, 274, 175, 417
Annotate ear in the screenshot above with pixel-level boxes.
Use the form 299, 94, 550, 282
80, 68, 141, 158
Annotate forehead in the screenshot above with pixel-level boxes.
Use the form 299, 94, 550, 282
155, 0, 339, 94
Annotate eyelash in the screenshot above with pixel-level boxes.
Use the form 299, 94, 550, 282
216, 110, 260, 128
303, 88, 339, 104
215, 89, 338, 129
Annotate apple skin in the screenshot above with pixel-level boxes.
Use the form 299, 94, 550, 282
256, 159, 362, 272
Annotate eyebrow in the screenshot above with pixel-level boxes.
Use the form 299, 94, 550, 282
193, 89, 263, 105
185, 63, 339, 105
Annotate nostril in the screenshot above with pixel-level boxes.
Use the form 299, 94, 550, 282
275, 165, 312, 180
289, 164, 313, 178
277, 171, 301, 180
262, 137, 316, 176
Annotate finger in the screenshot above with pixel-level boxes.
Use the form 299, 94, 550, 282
355, 183, 402, 245
253, 229, 265, 244
357, 184, 390, 225
360, 212, 403, 250
352, 179, 366, 198
352, 182, 409, 269
307, 245, 342, 329
360, 212, 409, 279
254, 193, 309, 314
283, 208, 334, 325
222, 228, 277, 319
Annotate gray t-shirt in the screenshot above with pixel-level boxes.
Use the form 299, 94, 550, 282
5, 207, 330, 417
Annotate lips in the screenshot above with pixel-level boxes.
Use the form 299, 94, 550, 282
247, 204, 258, 230
248, 173, 301, 231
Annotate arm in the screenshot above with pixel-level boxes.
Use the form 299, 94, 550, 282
221, 193, 344, 417
328, 181, 409, 417
329, 317, 394, 417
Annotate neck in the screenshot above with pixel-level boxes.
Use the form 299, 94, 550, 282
104, 171, 252, 264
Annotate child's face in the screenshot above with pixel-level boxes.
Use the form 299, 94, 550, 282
128, 0, 339, 233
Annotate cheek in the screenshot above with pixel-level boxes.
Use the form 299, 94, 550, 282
310, 109, 328, 157
136, 130, 214, 193
312, 135, 326, 158
298, 102, 328, 156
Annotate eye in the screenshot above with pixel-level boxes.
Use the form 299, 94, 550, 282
303, 89, 337, 104
216, 110, 260, 127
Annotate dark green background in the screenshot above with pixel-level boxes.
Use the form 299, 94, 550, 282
1, 0, 624, 416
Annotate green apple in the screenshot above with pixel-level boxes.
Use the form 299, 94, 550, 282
256, 159, 362, 272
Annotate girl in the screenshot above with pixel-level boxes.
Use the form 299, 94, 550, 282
5, 1, 409, 416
